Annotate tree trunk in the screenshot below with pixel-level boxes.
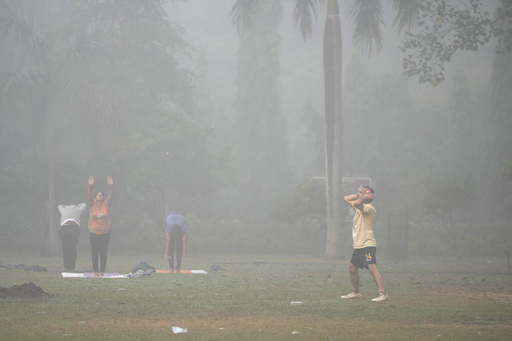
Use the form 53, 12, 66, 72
47, 114, 59, 256
324, 0, 343, 259
43, 96, 58, 256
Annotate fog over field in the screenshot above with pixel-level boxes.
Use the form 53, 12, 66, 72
0, 0, 510, 262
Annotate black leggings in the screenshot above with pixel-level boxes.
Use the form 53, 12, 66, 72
167, 225, 183, 270
89, 231, 111, 272
59, 225, 80, 271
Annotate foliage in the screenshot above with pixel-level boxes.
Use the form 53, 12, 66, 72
233, 0, 293, 218
1, 0, 511, 258
350, 0, 385, 56
503, 164, 512, 191
339, 50, 509, 256
421, 174, 475, 247
0, 147, 47, 252
401, 0, 512, 85
117, 110, 235, 217
342, 52, 415, 207
274, 173, 326, 224
274, 173, 328, 256
0, 0, 234, 254
301, 98, 324, 173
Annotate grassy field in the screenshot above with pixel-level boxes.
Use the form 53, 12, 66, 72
1, 253, 511, 340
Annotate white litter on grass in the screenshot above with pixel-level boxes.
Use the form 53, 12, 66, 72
290, 301, 304, 305
292, 331, 301, 334
172, 326, 188, 334
191, 270, 208, 274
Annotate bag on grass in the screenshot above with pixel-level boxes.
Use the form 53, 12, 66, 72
131, 261, 155, 274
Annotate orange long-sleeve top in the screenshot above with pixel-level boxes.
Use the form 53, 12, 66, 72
88, 202, 111, 235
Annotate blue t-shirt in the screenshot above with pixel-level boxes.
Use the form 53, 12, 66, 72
165, 214, 187, 235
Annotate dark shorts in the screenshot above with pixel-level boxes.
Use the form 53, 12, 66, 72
350, 247, 377, 269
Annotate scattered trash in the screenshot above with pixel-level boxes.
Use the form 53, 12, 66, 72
290, 301, 304, 305
24, 265, 47, 272
0, 263, 26, 269
172, 326, 188, 334
292, 331, 301, 334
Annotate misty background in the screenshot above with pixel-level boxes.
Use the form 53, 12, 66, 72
1, 0, 511, 261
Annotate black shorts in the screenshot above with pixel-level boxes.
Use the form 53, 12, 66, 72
350, 247, 377, 269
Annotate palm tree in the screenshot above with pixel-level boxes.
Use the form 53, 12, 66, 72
322, 0, 343, 258
232, 0, 418, 258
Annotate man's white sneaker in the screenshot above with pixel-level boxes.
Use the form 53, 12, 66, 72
341, 292, 362, 299
371, 293, 388, 302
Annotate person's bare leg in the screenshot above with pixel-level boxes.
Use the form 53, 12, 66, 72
349, 263, 360, 292
368, 264, 385, 293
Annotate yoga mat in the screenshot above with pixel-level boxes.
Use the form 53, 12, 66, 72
62, 272, 129, 278
156, 269, 207, 274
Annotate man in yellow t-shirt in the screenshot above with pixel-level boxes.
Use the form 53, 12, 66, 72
340, 186, 388, 302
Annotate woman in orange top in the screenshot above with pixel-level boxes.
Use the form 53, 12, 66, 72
88, 175, 114, 277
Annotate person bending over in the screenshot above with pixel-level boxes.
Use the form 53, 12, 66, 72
164, 213, 187, 273
58, 202, 87, 271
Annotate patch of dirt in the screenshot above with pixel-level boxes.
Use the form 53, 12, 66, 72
431, 287, 512, 303
0, 282, 52, 299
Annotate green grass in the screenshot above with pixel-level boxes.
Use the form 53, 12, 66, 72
1, 253, 511, 340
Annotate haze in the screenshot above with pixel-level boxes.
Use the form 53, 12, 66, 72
0, 0, 510, 263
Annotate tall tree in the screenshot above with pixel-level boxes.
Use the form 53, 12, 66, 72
232, 0, 291, 218
322, 0, 343, 258
489, 0, 512, 224
232, 0, 418, 258
0, 1, 64, 255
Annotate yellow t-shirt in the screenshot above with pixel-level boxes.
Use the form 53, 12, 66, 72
351, 202, 377, 249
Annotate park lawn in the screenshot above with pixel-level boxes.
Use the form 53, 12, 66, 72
1, 254, 511, 340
